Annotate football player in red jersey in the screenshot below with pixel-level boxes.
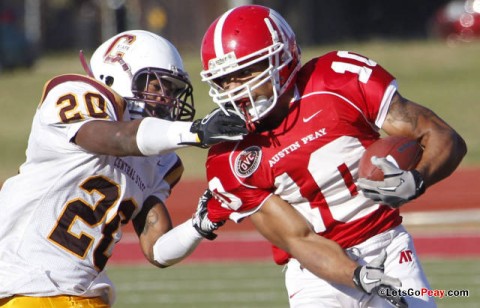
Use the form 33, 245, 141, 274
198, 5, 466, 307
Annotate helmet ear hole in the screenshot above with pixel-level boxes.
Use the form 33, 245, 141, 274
105, 76, 114, 86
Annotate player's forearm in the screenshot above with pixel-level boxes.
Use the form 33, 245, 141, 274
415, 127, 467, 188
136, 117, 198, 155
151, 219, 203, 267
383, 93, 467, 188
75, 118, 197, 156
290, 234, 357, 288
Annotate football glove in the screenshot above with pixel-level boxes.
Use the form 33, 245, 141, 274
192, 189, 225, 240
353, 249, 408, 308
357, 156, 425, 208
181, 108, 248, 148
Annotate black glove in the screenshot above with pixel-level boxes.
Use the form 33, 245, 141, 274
192, 189, 225, 240
353, 249, 408, 308
182, 108, 248, 148
357, 156, 425, 208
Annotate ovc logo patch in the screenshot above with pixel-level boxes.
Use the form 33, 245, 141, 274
234, 146, 262, 178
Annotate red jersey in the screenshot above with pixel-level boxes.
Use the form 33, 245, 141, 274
205, 51, 402, 264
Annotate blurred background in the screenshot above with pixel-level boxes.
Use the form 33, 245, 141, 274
2, 0, 480, 71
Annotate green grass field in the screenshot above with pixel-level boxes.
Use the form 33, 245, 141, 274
107, 258, 480, 308
1, 39, 479, 181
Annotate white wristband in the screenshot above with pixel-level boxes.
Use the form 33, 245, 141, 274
136, 118, 198, 156
153, 219, 203, 267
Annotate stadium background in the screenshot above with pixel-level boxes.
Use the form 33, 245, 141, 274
0, 0, 461, 59
1, 0, 479, 307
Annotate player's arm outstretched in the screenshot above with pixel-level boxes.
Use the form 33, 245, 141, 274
249, 194, 407, 307
132, 190, 223, 268
74, 108, 247, 157
358, 92, 467, 207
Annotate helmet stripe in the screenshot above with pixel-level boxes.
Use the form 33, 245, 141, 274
269, 9, 293, 44
213, 8, 235, 56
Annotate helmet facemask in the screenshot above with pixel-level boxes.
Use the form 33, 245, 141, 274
128, 67, 195, 121
204, 44, 284, 125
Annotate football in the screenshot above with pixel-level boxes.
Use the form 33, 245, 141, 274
358, 136, 423, 181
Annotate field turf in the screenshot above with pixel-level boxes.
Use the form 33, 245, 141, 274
107, 259, 479, 308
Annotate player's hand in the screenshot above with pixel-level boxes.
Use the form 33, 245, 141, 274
183, 108, 248, 148
353, 249, 408, 308
357, 156, 425, 208
192, 189, 225, 240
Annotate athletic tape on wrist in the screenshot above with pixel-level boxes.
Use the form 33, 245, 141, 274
136, 118, 197, 155
410, 169, 426, 196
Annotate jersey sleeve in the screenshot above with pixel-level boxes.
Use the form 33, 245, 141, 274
38, 74, 125, 144
162, 154, 184, 190
130, 153, 184, 221
152, 153, 184, 203
205, 143, 274, 223
303, 51, 397, 129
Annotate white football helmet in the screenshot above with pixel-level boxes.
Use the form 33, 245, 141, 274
200, 5, 301, 128
89, 30, 195, 121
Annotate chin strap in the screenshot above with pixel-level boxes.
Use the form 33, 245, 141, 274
247, 122, 256, 132
238, 103, 257, 132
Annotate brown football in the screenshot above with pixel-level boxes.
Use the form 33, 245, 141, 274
358, 136, 423, 181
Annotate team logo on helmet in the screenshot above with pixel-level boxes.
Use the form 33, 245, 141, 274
234, 146, 262, 178
103, 34, 136, 63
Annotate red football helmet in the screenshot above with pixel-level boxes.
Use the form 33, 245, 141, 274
200, 5, 301, 127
